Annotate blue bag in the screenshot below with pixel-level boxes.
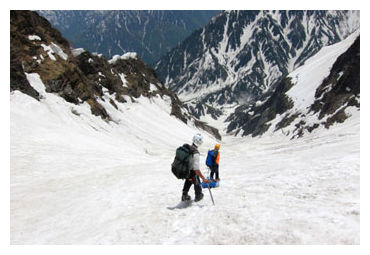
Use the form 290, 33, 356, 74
205, 150, 215, 167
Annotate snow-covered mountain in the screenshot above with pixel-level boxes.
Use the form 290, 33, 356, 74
37, 10, 220, 65
155, 10, 360, 119
10, 11, 360, 245
226, 32, 360, 138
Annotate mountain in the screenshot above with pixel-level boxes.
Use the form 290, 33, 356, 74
10, 11, 360, 245
10, 10, 221, 140
37, 10, 220, 65
155, 10, 360, 122
225, 32, 360, 138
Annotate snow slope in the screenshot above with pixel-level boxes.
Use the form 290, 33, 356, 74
267, 31, 361, 138
286, 31, 359, 112
10, 70, 359, 244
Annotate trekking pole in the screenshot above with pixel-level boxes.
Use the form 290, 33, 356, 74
207, 183, 215, 205
207, 167, 215, 206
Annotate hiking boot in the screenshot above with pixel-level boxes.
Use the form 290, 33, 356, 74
181, 194, 191, 201
194, 193, 204, 202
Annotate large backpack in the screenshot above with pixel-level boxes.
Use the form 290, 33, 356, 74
171, 144, 195, 179
205, 150, 216, 167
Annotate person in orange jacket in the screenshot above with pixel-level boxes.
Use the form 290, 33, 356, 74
210, 143, 221, 182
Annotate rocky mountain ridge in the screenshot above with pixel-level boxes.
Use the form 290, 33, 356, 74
10, 10, 221, 140
155, 10, 360, 116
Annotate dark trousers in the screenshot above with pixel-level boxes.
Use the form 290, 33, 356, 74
182, 170, 202, 196
210, 165, 219, 180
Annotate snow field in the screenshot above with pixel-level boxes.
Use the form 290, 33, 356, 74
10, 73, 359, 244
221, 131, 359, 244
10, 74, 216, 244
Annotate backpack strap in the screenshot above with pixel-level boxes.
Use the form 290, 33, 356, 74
183, 143, 198, 155
192, 146, 199, 154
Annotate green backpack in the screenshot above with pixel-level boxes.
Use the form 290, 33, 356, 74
171, 144, 197, 179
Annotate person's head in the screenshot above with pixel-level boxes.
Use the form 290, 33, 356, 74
214, 143, 221, 150
192, 133, 203, 147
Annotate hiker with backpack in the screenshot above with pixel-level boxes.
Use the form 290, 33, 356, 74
206, 143, 221, 182
171, 133, 210, 202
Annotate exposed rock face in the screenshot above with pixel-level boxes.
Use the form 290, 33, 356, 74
226, 78, 294, 137
10, 10, 221, 139
309, 36, 360, 128
226, 35, 360, 138
10, 10, 71, 100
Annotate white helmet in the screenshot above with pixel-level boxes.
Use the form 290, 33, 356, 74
192, 133, 203, 147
